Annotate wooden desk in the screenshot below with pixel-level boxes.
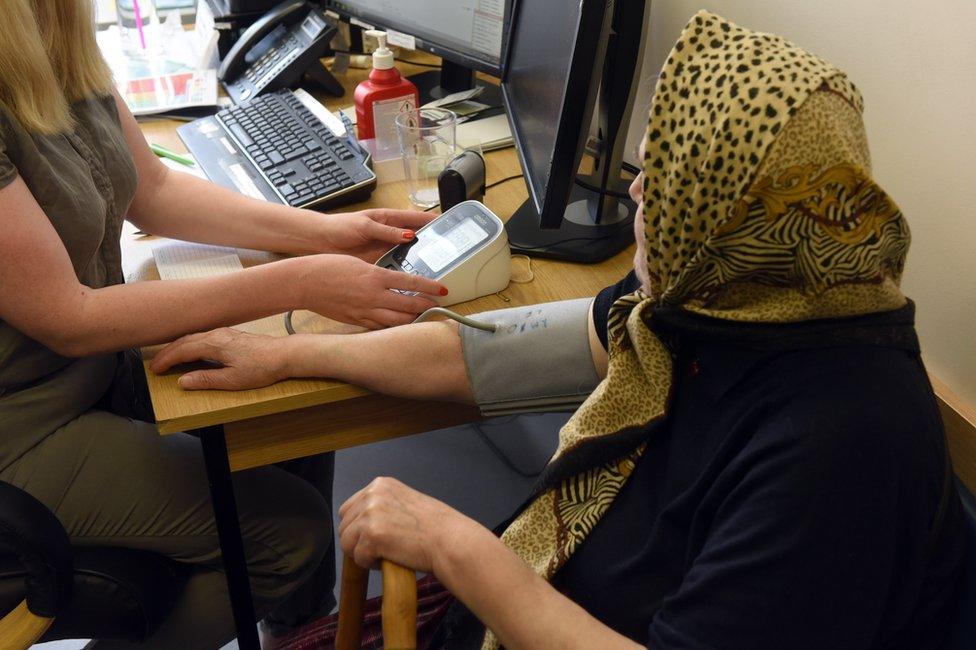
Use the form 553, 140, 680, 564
128, 58, 633, 648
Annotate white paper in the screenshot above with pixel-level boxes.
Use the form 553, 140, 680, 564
349, 16, 374, 30
226, 164, 267, 201
153, 242, 243, 281
422, 87, 485, 109
159, 155, 208, 180
294, 88, 347, 137
386, 29, 417, 50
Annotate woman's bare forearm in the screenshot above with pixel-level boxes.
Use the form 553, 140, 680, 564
116, 93, 327, 256
61, 258, 308, 356
432, 522, 641, 650
128, 166, 330, 255
283, 321, 474, 402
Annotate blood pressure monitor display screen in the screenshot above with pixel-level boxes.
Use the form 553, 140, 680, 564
386, 204, 500, 279
415, 220, 490, 272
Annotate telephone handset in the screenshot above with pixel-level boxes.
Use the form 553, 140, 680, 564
218, 0, 344, 104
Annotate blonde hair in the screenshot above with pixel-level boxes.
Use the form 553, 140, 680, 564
0, 0, 113, 134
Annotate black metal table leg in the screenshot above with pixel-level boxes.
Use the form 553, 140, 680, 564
198, 425, 261, 650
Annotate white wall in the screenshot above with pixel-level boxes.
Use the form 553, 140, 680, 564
624, 0, 976, 405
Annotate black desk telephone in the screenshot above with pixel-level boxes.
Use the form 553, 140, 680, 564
218, 0, 344, 104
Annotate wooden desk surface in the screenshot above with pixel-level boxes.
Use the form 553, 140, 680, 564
130, 58, 635, 439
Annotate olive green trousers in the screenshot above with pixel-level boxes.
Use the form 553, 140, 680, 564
0, 410, 336, 649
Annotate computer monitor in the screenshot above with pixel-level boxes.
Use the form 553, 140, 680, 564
329, 0, 511, 105
502, 0, 650, 263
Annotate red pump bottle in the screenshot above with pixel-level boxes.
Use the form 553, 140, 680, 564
354, 30, 420, 143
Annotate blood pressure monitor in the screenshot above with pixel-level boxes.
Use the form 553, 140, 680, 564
376, 201, 511, 306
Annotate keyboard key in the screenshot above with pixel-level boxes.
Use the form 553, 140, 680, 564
280, 183, 295, 196
268, 151, 284, 165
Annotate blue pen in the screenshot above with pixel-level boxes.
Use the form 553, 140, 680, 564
340, 113, 365, 157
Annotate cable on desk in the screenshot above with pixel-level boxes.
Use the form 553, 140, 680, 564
621, 161, 642, 176
509, 254, 534, 284
486, 173, 524, 190
510, 217, 635, 253
574, 176, 633, 200
420, 173, 525, 214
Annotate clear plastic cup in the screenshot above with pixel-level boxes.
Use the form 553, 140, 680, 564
115, 0, 157, 55
395, 108, 458, 209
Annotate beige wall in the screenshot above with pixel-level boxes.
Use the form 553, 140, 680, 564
625, 1, 976, 405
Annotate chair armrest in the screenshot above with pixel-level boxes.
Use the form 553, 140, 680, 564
0, 481, 73, 617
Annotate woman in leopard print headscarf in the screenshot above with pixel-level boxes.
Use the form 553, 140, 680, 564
166, 10, 965, 650
332, 12, 964, 647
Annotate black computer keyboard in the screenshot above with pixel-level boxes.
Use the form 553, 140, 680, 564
215, 90, 375, 209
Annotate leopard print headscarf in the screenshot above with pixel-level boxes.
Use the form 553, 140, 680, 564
485, 12, 909, 648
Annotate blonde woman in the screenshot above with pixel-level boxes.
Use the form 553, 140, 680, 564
0, 1, 447, 648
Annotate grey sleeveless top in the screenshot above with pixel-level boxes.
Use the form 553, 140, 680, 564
0, 96, 138, 469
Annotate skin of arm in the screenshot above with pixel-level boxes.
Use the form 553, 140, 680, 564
116, 95, 417, 258
150, 299, 610, 392
338, 477, 641, 650
0, 176, 440, 356
0, 93, 453, 356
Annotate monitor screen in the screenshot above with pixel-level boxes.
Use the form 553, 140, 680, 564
332, 0, 508, 73
502, 0, 606, 226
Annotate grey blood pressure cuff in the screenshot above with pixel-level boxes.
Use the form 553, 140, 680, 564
459, 298, 601, 417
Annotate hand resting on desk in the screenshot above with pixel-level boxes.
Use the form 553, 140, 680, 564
150, 320, 474, 398
150, 301, 609, 399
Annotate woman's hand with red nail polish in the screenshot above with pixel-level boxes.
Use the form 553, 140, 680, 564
319, 209, 435, 262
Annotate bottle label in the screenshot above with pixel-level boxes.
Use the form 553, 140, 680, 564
373, 95, 417, 158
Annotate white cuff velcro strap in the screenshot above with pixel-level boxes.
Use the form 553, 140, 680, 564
460, 298, 599, 416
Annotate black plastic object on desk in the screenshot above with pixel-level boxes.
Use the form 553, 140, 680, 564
178, 89, 376, 210
218, 0, 343, 103
438, 150, 486, 212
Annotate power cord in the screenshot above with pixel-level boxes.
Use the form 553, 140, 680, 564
621, 161, 642, 176
509, 254, 534, 283
486, 173, 524, 190
510, 216, 635, 253
574, 176, 633, 200
284, 310, 297, 336
422, 173, 525, 213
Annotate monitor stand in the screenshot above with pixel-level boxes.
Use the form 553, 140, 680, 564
408, 60, 503, 110
506, 178, 636, 264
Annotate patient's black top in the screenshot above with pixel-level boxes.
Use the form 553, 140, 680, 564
551, 273, 965, 650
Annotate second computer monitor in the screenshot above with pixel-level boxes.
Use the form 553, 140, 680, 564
331, 0, 510, 101
501, 0, 648, 263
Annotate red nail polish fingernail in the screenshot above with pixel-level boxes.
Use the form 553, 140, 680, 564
403, 230, 415, 239
439, 287, 449, 296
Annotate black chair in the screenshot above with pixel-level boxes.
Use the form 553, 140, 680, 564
945, 478, 976, 650
0, 480, 184, 648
